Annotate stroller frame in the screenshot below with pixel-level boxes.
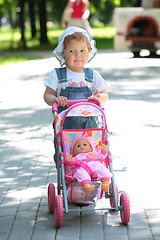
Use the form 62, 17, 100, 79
48, 99, 130, 227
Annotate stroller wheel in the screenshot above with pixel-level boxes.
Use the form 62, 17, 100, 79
109, 183, 119, 208
120, 192, 130, 224
48, 183, 55, 213
54, 195, 63, 228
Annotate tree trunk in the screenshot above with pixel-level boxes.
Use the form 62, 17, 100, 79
8, 8, 14, 28
18, 0, 26, 49
38, 0, 48, 44
28, 0, 36, 38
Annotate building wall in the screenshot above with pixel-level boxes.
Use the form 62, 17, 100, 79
113, 7, 160, 51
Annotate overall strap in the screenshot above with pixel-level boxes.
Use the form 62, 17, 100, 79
55, 67, 67, 83
55, 67, 93, 83
84, 68, 93, 83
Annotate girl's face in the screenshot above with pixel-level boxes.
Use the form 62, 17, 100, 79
73, 138, 92, 156
64, 39, 90, 72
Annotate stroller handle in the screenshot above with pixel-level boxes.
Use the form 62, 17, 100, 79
52, 99, 104, 112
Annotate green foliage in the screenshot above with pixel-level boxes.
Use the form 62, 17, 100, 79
0, 0, 18, 19
119, 0, 137, 7
51, 0, 67, 23
0, 54, 42, 65
89, 0, 137, 24
101, 1, 115, 25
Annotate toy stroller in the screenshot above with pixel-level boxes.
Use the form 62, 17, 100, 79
47, 99, 130, 227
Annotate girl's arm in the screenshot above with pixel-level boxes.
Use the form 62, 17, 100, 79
43, 87, 67, 106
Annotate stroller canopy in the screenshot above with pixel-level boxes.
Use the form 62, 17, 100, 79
55, 102, 107, 137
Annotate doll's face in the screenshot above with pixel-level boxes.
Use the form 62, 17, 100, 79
72, 189, 85, 202
73, 138, 92, 156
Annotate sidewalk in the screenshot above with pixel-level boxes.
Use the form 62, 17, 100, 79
0, 51, 160, 240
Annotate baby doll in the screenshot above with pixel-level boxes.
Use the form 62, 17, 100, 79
67, 182, 101, 205
68, 187, 85, 202
66, 136, 112, 195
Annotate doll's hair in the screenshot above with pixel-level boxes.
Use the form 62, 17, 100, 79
64, 32, 92, 51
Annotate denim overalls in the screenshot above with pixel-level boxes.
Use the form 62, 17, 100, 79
54, 67, 97, 165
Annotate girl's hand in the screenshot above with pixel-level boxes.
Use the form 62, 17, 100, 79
55, 96, 67, 106
88, 89, 101, 101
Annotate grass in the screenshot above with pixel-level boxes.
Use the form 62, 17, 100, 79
0, 55, 43, 65
0, 25, 115, 65
92, 26, 115, 49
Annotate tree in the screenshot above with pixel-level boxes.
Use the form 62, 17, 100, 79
17, 0, 26, 49
28, 0, 36, 38
101, 0, 115, 25
38, 0, 48, 44
51, 0, 66, 23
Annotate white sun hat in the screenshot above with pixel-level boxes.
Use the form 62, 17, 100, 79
53, 26, 98, 66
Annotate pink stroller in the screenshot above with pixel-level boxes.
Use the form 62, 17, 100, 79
47, 99, 130, 227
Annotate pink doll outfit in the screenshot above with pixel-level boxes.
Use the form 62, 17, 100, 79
66, 136, 112, 186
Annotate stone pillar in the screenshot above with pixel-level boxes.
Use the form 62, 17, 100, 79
142, 0, 152, 8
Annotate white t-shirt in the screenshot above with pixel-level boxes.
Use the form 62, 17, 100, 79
44, 68, 107, 96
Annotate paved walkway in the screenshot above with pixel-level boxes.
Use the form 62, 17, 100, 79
0, 51, 160, 240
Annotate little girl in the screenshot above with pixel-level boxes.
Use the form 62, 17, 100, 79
66, 136, 112, 194
43, 26, 109, 164
44, 26, 108, 108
